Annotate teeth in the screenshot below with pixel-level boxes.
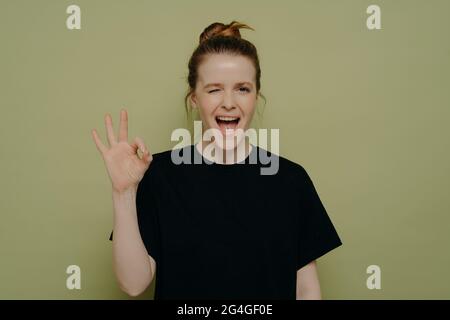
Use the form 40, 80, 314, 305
217, 116, 239, 121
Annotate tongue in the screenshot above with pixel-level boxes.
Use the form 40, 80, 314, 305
217, 120, 238, 133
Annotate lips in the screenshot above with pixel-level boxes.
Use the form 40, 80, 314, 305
215, 115, 240, 134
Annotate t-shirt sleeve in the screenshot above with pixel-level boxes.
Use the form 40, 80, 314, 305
108, 161, 161, 263
296, 166, 343, 270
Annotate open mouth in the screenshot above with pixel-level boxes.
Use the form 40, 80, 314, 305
215, 116, 241, 133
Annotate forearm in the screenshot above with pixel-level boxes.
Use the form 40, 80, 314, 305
111, 187, 153, 296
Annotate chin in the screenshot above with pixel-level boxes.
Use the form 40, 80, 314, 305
214, 129, 246, 151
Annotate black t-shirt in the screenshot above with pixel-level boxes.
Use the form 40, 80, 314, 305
109, 144, 342, 299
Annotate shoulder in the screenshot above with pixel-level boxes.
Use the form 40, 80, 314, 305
150, 144, 192, 166
138, 147, 174, 184
141, 145, 191, 178
150, 147, 179, 164
256, 145, 309, 180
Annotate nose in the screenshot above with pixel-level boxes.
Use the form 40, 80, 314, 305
221, 90, 236, 111
221, 104, 235, 111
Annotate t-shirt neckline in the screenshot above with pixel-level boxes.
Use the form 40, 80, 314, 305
193, 142, 256, 166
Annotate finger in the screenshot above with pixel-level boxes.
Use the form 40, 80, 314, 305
144, 150, 153, 163
132, 136, 150, 160
118, 109, 128, 142
134, 137, 147, 153
134, 137, 148, 154
91, 129, 108, 155
130, 140, 138, 153
129, 137, 140, 153
104, 113, 117, 146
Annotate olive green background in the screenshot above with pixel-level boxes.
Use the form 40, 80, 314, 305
1, 0, 449, 299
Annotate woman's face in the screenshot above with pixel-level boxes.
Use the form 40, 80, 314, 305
190, 53, 258, 148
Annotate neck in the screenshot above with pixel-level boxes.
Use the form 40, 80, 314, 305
197, 137, 252, 164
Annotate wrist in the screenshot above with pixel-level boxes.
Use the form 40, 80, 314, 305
112, 185, 138, 197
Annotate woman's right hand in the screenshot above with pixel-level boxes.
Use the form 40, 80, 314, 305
91, 109, 152, 193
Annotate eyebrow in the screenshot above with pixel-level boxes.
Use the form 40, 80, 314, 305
203, 82, 254, 89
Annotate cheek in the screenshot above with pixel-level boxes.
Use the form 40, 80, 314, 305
198, 96, 219, 112
240, 97, 257, 116
197, 104, 215, 122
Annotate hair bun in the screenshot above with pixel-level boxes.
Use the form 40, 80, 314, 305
199, 21, 254, 44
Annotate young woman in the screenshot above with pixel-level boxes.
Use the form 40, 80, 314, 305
92, 21, 342, 300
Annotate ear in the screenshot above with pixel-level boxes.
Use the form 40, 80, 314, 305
190, 93, 197, 109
